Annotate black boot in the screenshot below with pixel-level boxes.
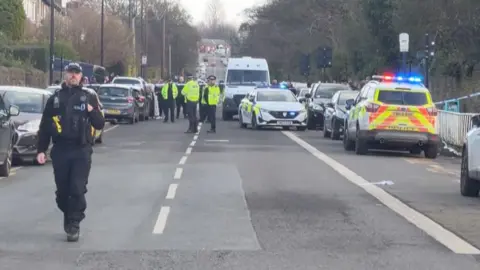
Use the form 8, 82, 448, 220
66, 223, 80, 242
207, 129, 216, 133
63, 214, 68, 233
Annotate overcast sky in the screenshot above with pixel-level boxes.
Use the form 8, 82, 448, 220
179, 0, 265, 26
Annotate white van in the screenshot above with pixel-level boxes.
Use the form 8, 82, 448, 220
222, 57, 270, 120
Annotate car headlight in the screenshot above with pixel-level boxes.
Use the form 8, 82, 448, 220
312, 103, 323, 111
17, 120, 41, 132
260, 108, 269, 113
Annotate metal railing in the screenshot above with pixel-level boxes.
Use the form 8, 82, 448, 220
436, 110, 477, 147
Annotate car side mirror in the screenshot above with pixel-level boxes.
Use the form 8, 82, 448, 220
326, 102, 334, 108
298, 97, 306, 103
305, 93, 311, 99
472, 115, 480, 127
9, 105, 19, 116
345, 98, 354, 106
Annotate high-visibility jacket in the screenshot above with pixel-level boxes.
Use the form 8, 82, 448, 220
161, 83, 178, 100
201, 85, 221, 105
181, 80, 200, 102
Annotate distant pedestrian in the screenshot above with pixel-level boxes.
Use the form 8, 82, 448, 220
161, 77, 178, 123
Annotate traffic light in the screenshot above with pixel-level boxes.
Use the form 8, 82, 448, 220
316, 47, 333, 69
299, 54, 310, 76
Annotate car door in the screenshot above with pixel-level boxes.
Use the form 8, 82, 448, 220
132, 89, 145, 111
245, 92, 256, 124
348, 87, 368, 135
324, 92, 338, 130
0, 96, 11, 160
239, 93, 249, 123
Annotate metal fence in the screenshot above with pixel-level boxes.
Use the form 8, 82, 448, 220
436, 110, 476, 147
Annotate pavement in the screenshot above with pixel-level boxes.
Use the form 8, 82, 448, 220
2, 113, 480, 269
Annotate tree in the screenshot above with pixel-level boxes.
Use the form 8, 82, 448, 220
0, 0, 26, 41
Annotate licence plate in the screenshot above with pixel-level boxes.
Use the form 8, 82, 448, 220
393, 112, 412, 116
106, 109, 120, 114
278, 121, 292, 125
385, 126, 417, 131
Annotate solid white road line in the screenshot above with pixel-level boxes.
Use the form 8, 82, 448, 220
282, 131, 480, 255
179, 156, 188, 165
204, 139, 229, 142
186, 147, 192, 155
190, 141, 196, 147
153, 206, 171, 234
174, 168, 183, 179
104, 124, 119, 133
166, 184, 178, 199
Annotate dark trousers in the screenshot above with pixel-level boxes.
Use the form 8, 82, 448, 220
200, 104, 208, 122
163, 100, 175, 122
157, 95, 164, 117
50, 144, 92, 228
207, 105, 217, 130
186, 101, 198, 132
176, 96, 186, 118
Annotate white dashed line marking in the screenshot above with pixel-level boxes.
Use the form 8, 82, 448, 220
165, 184, 178, 199
174, 168, 183, 179
153, 206, 170, 234
186, 147, 192, 155
179, 156, 188, 165
193, 135, 198, 140
283, 131, 480, 255
190, 141, 196, 147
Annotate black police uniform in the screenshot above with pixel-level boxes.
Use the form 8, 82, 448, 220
37, 81, 105, 240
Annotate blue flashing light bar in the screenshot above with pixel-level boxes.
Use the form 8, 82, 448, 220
372, 74, 423, 83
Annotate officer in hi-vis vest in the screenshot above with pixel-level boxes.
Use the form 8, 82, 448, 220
181, 75, 200, 133
36, 63, 105, 242
201, 75, 221, 133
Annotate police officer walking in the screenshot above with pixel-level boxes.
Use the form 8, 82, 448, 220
36, 63, 105, 242
181, 75, 200, 133
176, 76, 186, 119
161, 77, 178, 123
201, 75, 221, 133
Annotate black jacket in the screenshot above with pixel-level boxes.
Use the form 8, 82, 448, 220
37, 83, 105, 153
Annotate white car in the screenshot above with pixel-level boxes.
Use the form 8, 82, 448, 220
461, 115, 480, 196
238, 88, 307, 130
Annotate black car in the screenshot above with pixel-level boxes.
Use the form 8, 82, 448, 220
98, 84, 143, 124
111, 76, 154, 120
305, 83, 352, 130
323, 90, 359, 140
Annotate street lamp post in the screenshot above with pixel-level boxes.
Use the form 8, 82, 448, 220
100, 0, 105, 67
49, 0, 55, 85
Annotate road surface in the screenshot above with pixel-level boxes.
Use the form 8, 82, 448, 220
1, 115, 480, 269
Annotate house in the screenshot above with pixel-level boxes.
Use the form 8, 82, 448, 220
23, 0, 65, 26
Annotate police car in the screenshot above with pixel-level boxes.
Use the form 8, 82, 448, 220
460, 115, 480, 197
238, 88, 307, 130
343, 74, 439, 158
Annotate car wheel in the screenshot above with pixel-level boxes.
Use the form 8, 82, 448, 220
251, 113, 260, 130
307, 112, 315, 130
460, 146, 480, 197
424, 144, 438, 159
0, 144, 12, 177
331, 119, 340, 140
239, 111, 247, 128
354, 127, 368, 155
343, 128, 355, 151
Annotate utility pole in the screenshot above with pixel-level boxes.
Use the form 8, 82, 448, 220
424, 33, 435, 88
49, 0, 55, 85
162, 0, 167, 79
100, 0, 105, 66
140, 0, 144, 77
168, 44, 171, 76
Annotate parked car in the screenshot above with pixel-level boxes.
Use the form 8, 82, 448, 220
98, 84, 142, 124
0, 87, 41, 170
111, 76, 154, 120
322, 90, 359, 140
461, 115, 480, 197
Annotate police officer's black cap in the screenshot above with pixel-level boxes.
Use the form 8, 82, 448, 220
65, 63, 82, 73
207, 75, 216, 80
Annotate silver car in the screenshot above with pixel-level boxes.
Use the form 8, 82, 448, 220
461, 115, 480, 197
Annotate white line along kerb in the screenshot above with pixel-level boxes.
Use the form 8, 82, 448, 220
153, 206, 170, 234
282, 131, 480, 255
174, 168, 183, 179
179, 156, 188, 165
166, 184, 178, 199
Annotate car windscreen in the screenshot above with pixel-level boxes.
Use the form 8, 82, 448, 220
1, 91, 44, 113
98, 87, 130, 97
377, 90, 428, 105
338, 92, 359, 105
315, 85, 350, 99
257, 91, 297, 102
226, 70, 268, 86
112, 79, 141, 85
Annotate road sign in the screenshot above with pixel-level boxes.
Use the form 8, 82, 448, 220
399, 33, 409, 52
141, 55, 147, 65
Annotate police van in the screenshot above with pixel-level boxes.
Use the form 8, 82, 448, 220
222, 57, 270, 120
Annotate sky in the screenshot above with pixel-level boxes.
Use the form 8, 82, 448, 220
179, 0, 266, 26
